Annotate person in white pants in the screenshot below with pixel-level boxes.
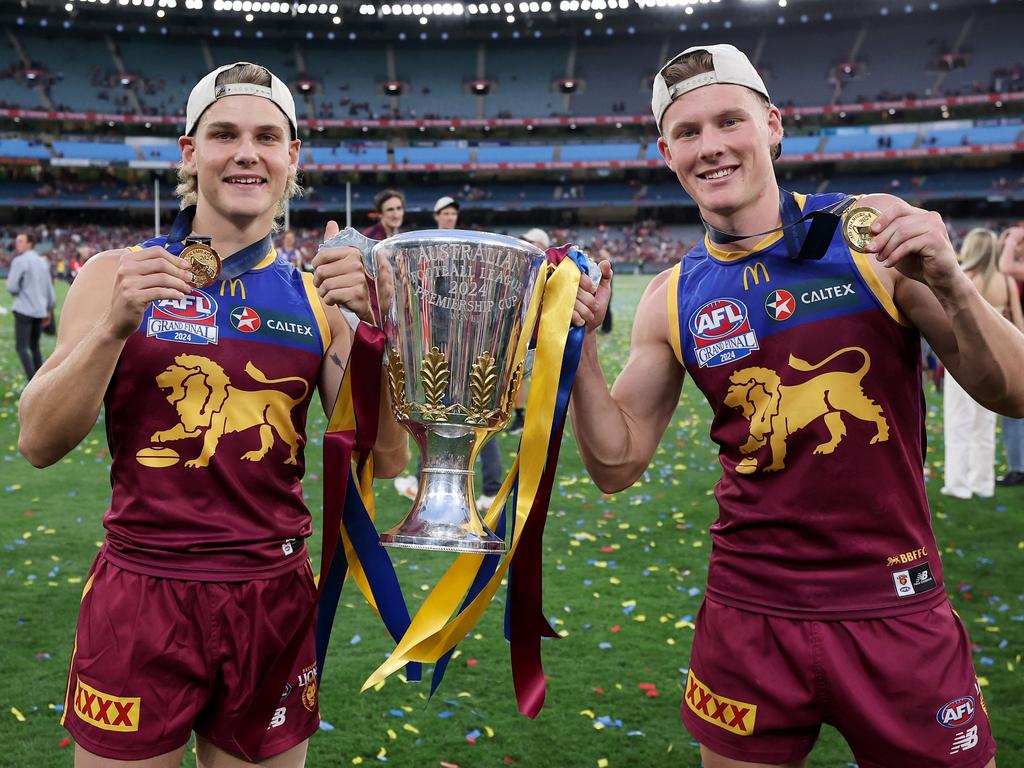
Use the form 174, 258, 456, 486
942, 227, 1024, 498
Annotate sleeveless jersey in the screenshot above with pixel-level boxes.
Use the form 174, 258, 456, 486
667, 191, 943, 619
102, 239, 331, 580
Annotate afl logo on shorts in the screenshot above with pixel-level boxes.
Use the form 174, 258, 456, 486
230, 306, 262, 333
147, 289, 219, 345
936, 696, 975, 728
689, 298, 759, 368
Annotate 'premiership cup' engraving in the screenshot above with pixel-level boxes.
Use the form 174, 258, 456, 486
410, 243, 526, 316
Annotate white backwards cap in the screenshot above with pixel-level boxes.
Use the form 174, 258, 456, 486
651, 44, 770, 134
186, 62, 298, 137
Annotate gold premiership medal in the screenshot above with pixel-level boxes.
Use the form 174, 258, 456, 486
181, 237, 221, 289
842, 206, 881, 252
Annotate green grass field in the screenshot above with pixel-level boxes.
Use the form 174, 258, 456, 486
1, 275, 1021, 768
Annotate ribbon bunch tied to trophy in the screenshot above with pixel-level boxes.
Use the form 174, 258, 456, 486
315, 227, 600, 719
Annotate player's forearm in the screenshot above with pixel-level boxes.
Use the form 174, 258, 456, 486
569, 336, 646, 493
18, 323, 125, 467
934, 273, 1024, 416
372, 378, 410, 478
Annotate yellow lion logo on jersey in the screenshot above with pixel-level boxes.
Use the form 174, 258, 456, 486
723, 346, 889, 475
147, 354, 309, 468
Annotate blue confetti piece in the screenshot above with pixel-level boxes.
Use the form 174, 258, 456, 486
438, 711, 453, 719
979, 657, 995, 666
598, 642, 613, 650
350, 634, 361, 645
319, 720, 336, 731
389, 709, 405, 717
466, 728, 481, 741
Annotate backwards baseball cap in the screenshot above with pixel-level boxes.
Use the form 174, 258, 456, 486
651, 44, 770, 133
433, 195, 459, 213
521, 228, 550, 249
186, 62, 298, 138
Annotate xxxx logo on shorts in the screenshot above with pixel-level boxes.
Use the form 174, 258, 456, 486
685, 670, 757, 736
74, 678, 140, 732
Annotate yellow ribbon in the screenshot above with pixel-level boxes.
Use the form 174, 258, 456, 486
362, 256, 582, 689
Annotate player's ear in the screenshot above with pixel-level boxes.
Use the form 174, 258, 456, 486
179, 135, 197, 174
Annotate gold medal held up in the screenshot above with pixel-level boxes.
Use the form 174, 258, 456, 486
842, 206, 881, 252
181, 236, 222, 288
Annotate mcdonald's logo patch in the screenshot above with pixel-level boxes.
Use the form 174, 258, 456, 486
220, 278, 247, 300
742, 262, 770, 291
74, 678, 140, 733
685, 670, 756, 736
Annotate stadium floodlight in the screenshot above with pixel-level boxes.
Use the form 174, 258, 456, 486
506, 13, 513, 20
540, 0, 549, 8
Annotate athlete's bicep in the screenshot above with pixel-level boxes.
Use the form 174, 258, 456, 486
317, 303, 353, 417
610, 273, 686, 457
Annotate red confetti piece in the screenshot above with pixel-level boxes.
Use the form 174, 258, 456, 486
593, 687, 605, 694
440, 763, 460, 768
58, 738, 70, 749
610, 625, 620, 634
637, 683, 657, 690
600, 546, 614, 553
466, 658, 478, 667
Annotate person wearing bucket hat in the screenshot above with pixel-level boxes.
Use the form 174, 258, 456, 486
19, 61, 409, 767
569, 43, 1022, 768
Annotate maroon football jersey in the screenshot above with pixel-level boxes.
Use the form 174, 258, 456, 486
667, 192, 943, 619
102, 243, 331, 580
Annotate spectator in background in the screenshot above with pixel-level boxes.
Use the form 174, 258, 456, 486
997, 224, 1024, 485
943, 228, 1024, 498
7, 231, 55, 381
279, 229, 309, 272
363, 189, 406, 240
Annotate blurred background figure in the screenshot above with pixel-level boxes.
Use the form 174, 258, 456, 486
363, 189, 406, 240
7, 231, 55, 381
998, 224, 1024, 485
279, 229, 309, 271
942, 228, 1024, 498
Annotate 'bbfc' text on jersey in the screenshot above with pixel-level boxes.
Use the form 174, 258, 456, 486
102, 238, 331, 580
667, 192, 942, 619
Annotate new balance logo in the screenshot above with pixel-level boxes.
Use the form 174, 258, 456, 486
950, 725, 979, 754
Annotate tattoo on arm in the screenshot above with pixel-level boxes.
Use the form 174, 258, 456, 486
330, 352, 345, 370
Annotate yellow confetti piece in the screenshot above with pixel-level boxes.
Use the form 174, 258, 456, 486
579, 709, 596, 718
403, 724, 419, 735
634, 615, 646, 622
609, 577, 621, 585
674, 620, 695, 630
985, 627, 1000, 633
373, 680, 386, 692
50, 555, 60, 561
387, 729, 397, 740
10, 708, 25, 722
593, 721, 605, 730
485, 726, 494, 738
666, 638, 676, 645
67, 577, 81, 584
978, 677, 989, 687
352, 758, 364, 765
621, 599, 636, 608
376, 748, 387, 759
598, 760, 609, 768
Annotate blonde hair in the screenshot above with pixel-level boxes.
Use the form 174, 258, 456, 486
661, 50, 782, 161
959, 227, 999, 283
176, 62, 301, 224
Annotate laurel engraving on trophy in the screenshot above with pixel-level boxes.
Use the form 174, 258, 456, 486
466, 351, 499, 425
386, 350, 411, 421
417, 346, 453, 421
500, 360, 525, 420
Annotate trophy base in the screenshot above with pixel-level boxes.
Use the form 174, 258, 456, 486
379, 530, 505, 554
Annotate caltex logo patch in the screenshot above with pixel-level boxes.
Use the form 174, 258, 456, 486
764, 290, 795, 321
230, 306, 262, 333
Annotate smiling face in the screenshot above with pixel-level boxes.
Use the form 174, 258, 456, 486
179, 94, 299, 227
657, 83, 782, 222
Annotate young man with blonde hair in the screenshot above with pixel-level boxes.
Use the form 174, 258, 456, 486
19, 61, 407, 767
570, 44, 1023, 768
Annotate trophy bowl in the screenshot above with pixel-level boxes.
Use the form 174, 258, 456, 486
324, 228, 547, 553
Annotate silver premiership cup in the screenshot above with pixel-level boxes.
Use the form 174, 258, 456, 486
322, 227, 547, 553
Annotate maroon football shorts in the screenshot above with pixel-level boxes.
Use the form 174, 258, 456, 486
62, 552, 320, 761
680, 597, 995, 767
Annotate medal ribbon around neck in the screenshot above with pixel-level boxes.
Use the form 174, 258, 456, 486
702, 190, 859, 261
167, 205, 273, 281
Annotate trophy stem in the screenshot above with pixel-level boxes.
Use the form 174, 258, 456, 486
380, 430, 506, 554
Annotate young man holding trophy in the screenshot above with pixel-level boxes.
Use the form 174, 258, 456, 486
570, 44, 1023, 768
18, 62, 407, 767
